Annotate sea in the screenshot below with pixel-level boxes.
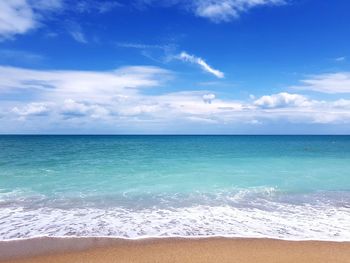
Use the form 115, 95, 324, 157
0, 135, 349, 241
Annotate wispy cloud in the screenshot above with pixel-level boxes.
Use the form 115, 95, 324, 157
192, 0, 285, 22
138, 0, 285, 23
0, 65, 171, 103
69, 29, 87, 43
116, 42, 167, 50
116, 42, 177, 63
0, 49, 45, 64
75, 0, 121, 14
66, 21, 87, 43
177, 51, 224, 78
290, 72, 350, 94
0, 0, 62, 40
335, 56, 346, 62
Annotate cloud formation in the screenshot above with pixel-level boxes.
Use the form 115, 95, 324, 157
0, 0, 286, 42
12, 102, 51, 117
0, 65, 170, 102
0, 0, 120, 41
291, 72, 350, 94
254, 92, 310, 109
61, 99, 109, 119
66, 22, 87, 43
116, 42, 177, 63
177, 51, 224, 78
1, 65, 350, 134
192, 0, 285, 22
203, 93, 216, 104
139, 0, 285, 23
0, 0, 62, 40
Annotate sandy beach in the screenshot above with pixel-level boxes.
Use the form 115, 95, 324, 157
1, 237, 350, 263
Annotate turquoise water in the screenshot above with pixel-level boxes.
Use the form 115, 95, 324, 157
1, 135, 350, 240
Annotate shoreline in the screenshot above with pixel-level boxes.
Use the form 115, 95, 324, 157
1, 237, 350, 263
2, 234, 350, 243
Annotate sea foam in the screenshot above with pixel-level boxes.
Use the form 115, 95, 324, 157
1, 199, 349, 241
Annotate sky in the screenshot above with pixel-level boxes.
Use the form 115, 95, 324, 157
0, 0, 350, 134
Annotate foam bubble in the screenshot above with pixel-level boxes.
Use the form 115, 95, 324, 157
1, 188, 349, 241
1, 202, 349, 241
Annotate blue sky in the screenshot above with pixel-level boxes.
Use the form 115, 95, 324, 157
0, 0, 350, 134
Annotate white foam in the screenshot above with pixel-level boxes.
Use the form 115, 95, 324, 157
1, 203, 349, 241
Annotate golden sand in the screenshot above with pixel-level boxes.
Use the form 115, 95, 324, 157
1, 237, 350, 263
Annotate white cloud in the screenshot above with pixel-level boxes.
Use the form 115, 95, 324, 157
0, 65, 172, 124
0, 0, 124, 42
151, 91, 244, 117
0, 65, 171, 102
61, 99, 109, 119
332, 99, 350, 109
0, 0, 35, 39
291, 72, 350, 94
203, 93, 216, 104
2, 66, 350, 132
139, 0, 285, 22
193, 0, 285, 22
194, 1, 238, 22
254, 92, 310, 109
177, 51, 224, 78
250, 93, 350, 124
12, 102, 51, 117
0, 0, 62, 40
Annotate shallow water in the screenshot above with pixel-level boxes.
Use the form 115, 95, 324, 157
1, 135, 349, 240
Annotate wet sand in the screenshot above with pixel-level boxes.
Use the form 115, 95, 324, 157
1, 237, 350, 263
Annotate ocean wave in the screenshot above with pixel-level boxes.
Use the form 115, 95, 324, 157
1, 187, 349, 241
1, 187, 279, 208
1, 187, 349, 209
1, 202, 349, 241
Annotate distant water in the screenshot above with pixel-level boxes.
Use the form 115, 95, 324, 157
0, 135, 349, 241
